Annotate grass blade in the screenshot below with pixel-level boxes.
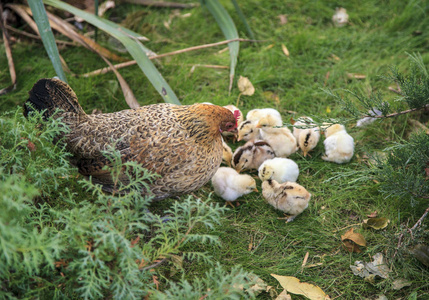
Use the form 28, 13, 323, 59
201, 0, 239, 94
230, 0, 255, 40
27, 0, 67, 82
44, 0, 180, 105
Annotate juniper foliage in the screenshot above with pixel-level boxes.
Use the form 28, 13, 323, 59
0, 109, 259, 299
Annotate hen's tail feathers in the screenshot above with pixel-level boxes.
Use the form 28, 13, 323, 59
24, 78, 86, 120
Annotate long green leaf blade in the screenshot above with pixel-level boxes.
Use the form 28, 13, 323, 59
28, 0, 67, 82
230, 0, 254, 40
201, 0, 239, 94
43, 0, 180, 105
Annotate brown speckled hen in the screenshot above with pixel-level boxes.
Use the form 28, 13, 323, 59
24, 78, 237, 200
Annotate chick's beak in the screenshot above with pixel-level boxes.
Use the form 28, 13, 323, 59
253, 187, 258, 192
255, 122, 261, 128
303, 150, 308, 157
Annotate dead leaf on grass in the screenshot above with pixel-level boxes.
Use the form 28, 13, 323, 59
277, 14, 288, 25
341, 228, 366, 253
350, 253, 391, 282
363, 217, 390, 230
392, 278, 412, 290
271, 274, 330, 300
347, 73, 366, 79
238, 76, 255, 96
275, 290, 292, 300
367, 211, 378, 218
281, 44, 290, 57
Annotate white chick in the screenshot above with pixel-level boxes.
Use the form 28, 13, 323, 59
332, 7, 349, 27
237, 120, 261, 142
211, 167, 257, 207
256, 118, 298, 158
246, 108, 283, 126
232, 140, 275, 173
258, 157, 299, 183
262, 179, 311, 222
292, 117, 321, 157
222, 138, 233, 166
322, 124, 354, 164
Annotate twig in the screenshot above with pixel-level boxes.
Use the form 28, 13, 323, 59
141, 258, 167, 271
5, 24, 76, 46
0, 5, 17, 95
333, 223, 362, 233
411, 207, 429, 230
82, 38, 262, 77
121, 0, 198, 9
393, 206, 429, 260
360, 104, 429, 119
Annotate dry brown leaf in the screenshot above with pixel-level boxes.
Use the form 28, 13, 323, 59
271, 274, 330, 300
341, 228, 366, 246
281, 44, 290, 57
363, 217, 390, 230
238, 76, 255, 96
367, 211, 378, 218
277, 14, 288, 25
343, 240, 362, 253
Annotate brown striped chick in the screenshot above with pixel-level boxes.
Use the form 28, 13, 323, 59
246, 108, 283, 126
262, 179, 311, 222
232, 140, 275, 173
322, 124, 354, 164
292, 117, 321, 157
256, 118, 298, 158
258, 157, 299, 183
222, 138, 233, 166
237, 120, 261, 142
211, 167, 258, 207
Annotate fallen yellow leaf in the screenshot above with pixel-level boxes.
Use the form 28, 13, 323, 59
238, 76, 255, 96
364, 217, 390, 230
281, 44, 290, 57
271, 274, 330, 300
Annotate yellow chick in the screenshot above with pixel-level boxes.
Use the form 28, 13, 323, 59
237, 120, 260, 142
211, 167, 258, 207
292, 117, 321, 157
258, 157, 299, 183
222, 138, 233, 166
322, 124, 354, 164
256, 118, 298, 158
262, 179, 311, 222
232, 140, 275, 173
246, 108, 283, 126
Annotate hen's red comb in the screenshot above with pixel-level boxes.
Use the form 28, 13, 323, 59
233, 110, 240, 127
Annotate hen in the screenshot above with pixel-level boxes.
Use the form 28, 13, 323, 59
24, 78, 237, 200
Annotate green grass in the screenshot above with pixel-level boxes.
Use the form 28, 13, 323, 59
1, 0, 429, 298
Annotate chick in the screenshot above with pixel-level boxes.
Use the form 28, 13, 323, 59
292, 117, 321, 157
246, 108, 283, 126
256, 118, 298, 158
211, 167, 258, 207
322, 124, 354, 164
237, 120, 260, 142
222, 105, 243, 140
262, 179, 311, 222
258, 157, 299, 183
232, 140, 275, 173
222, 138, 233, 166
